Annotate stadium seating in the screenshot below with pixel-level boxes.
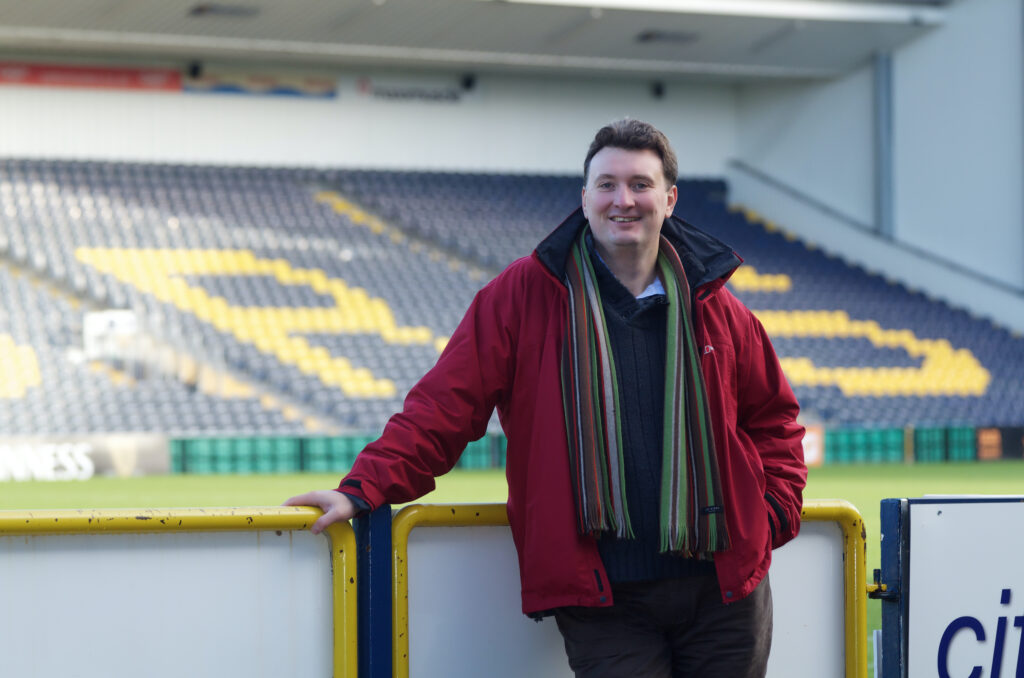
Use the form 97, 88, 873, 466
0, 264, 306, 435
0, 157, 1020, 435
0, 159, 479, 432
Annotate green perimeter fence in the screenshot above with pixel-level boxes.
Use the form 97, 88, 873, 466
171, 425, 1023, 474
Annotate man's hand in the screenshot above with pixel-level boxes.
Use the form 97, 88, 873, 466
283, 490, 358, 534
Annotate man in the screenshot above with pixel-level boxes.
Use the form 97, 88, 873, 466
286, 119, 806, 677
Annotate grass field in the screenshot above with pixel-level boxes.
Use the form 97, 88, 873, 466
4, 459, 1023, 660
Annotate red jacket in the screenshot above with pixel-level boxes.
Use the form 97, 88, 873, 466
338, 209, 807, 614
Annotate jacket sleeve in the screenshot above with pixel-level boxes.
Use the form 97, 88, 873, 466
336, 271, 521, 510
735, 308, 807, 550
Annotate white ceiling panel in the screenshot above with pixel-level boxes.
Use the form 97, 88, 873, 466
0, 0, 949, 81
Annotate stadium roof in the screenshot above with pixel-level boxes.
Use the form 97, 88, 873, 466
0, 0, 947, 81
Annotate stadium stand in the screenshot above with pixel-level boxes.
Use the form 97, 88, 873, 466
0, 158, 1021, 435
0, 263, 306, 435
0, 159, 480, 432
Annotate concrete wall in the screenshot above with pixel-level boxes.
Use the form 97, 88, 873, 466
735, 65, 875, 227
730, 0, 1024, 330
893, 0, 1023, 291
0, 70, 736, 177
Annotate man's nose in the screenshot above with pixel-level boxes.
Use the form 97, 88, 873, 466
612, 185, 635, 207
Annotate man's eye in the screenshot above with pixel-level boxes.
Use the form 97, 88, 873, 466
633, 183, 651, 191
597, 182, 614, 189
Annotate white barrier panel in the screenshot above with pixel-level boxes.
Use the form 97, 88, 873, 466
407, 524, 572, 677
395, 502, 864, 678
906, 498, 1024, 678
0, 508, 357, 678
771, 521, 846, 677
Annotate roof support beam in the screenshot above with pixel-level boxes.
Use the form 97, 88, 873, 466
874, 51, 895, 239
482, 0, 945, 25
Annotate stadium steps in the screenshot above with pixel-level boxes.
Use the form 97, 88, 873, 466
0, 253, 341, 435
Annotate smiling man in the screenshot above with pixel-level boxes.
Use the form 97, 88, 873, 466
582, 144, 676, 296
286, 119, 807, 678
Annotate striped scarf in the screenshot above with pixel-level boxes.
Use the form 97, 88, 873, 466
560, 228, 731, 557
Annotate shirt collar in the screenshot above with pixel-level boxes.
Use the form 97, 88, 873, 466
588, 234, 666, 300
637, 277, 666, 299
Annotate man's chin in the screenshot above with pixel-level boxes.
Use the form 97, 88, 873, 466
606, 236, 647, 249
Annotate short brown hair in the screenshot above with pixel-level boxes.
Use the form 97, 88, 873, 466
583, 119, 678, 188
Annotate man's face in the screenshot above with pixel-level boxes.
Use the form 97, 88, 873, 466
582, 146, 678, 258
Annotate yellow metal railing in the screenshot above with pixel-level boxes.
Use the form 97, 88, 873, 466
0, 507, 357, 678
801, 499, 869, 678
391, 500, 868, 678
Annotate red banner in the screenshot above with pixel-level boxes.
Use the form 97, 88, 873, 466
0, 62, 181, 91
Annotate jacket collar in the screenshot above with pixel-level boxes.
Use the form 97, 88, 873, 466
534, 206, 742, 293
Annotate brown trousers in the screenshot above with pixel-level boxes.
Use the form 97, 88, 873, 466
553, 574, 773, 678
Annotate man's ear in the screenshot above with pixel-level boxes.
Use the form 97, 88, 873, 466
665, 184, 678, 217
581, 186, 588, 219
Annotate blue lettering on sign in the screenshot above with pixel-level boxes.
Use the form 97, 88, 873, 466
937, 589, 1024, 678
938, 616, 985, 678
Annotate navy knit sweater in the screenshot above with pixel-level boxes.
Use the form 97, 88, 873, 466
588, 243, 716, 584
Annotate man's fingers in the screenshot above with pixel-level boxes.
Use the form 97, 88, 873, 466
284, 491, 332, 534
283, 490, 357, 533
311, 511, 335, 535
282, 491, 321, 508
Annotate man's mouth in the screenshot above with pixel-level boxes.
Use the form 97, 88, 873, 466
610, 216, 640, 223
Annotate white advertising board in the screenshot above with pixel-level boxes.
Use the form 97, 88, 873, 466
0, 519, 339, 677
907, 499, 1024, 678
408, 525, 572, 677
771, 521, 846, 678
405, 518, 847, 678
